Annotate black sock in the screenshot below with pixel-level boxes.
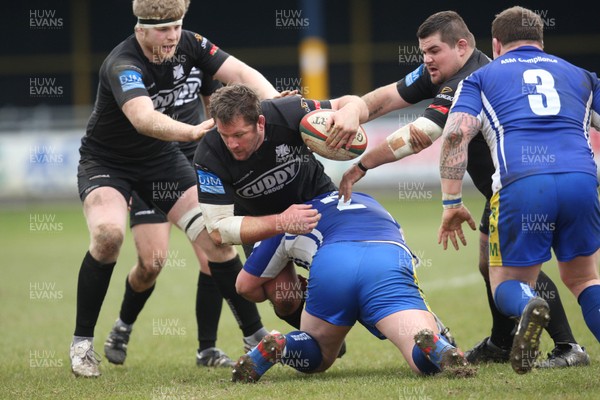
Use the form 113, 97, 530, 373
485, 279, 515, 349
275, 298, 305, 329
208, 255, 263, 337
197, 272, 223, 351
536, 270, 576, 344
119, 277, 155, 325
74, 251, 116, 337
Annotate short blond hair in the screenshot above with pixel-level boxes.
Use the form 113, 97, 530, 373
132, 0, 189, 20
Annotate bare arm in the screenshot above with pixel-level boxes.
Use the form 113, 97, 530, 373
337, 83, 426, 199
357, 83, 430, 164
438, 112, 481, 250
329, 95, 370, 123
338, 116, 441, 201
122, 96, 214, 141
363, 83, 412, 122
325, 84, 409, 150
439, 112, 481, 185
213, 56, 279, 100
337, 138, 398, 203
238, 205, 320, 244
200, 94, 211, 118
201, 203, 321, 246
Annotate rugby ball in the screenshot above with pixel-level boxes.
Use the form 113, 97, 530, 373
299, 109, 368, 161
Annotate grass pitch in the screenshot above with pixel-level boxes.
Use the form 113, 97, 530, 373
2, 191, 599, 399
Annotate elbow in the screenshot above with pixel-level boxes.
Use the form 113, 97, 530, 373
124, 108, 150, 135
126, 114, 144, 133
446, 131, 463, 143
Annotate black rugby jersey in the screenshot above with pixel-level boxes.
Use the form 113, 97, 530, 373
194, 96, 337, 216
175, 69, 222, 160
81, 31, 228, 162
396, 49, 495, 199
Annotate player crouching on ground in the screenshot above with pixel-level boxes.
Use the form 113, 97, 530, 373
232, 191, 475, 381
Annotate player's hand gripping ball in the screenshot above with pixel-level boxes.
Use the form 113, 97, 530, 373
299, 109, 367, 161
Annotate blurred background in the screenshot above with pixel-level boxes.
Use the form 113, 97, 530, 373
1, 0, 599, 201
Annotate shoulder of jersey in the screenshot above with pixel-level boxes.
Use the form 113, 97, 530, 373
105, 38, 139, 63
266, 96, 298, 108
196, 128, 221, 149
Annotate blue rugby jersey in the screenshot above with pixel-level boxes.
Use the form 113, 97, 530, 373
451, 46, 599, 193
243, 191, 407, 278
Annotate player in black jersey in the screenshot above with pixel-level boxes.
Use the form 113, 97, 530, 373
71, 0, 289, 377
337, 11, 588, 369
102, 69, 240, 369
193, 84, 368, 336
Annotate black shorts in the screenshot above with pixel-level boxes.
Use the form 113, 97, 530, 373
129, 190, 168, 227
77, 150, 196, 217
479, 199, 491, 235
129, 149, 197, 227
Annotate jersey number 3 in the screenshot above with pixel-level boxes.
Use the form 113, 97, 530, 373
523, 69, 561, 116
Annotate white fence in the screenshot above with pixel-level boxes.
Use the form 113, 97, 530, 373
1, 113, 599, 201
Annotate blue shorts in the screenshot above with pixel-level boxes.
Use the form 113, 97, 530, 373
489, 173, 600, 267
305, 241, 430, 339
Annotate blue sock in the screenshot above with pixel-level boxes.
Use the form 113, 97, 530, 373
281, 331, 323, 373
578, 285, 600, 342
246, 343, 278, 377
412, 344, 440, 375
419, 333, 454, 367
494, 280, 536, 318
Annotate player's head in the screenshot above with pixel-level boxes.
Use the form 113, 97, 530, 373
417, 11, 475, 85
491, 6, 544, 58
209, 84, 266, 161
133, 0, 190, 62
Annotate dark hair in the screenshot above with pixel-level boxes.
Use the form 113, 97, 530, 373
417, 11, 475, 48
492, 6, 543, 46
208, 84, 261, 125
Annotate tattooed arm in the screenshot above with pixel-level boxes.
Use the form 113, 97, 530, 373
440, 112, 482, 185
438, 112, 481, 250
